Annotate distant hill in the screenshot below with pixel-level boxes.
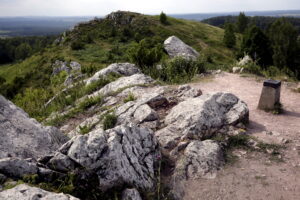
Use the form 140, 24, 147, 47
170, 10, 300, 21
201, 16, 300, 33
0, 16, 95, 37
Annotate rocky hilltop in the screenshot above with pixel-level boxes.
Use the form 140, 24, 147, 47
0, 33, 251, 200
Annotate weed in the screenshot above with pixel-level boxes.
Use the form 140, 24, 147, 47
79, 125, 93, 134
103, 113, 118, 130
123, 92, 136, 103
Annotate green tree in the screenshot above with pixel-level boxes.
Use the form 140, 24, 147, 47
223, 23, 236, 48
160, 12, 168, 25
268, 18, 298, 71
237, 12, 249, 33
240, 25, 273, 67
15, 43, 32, 60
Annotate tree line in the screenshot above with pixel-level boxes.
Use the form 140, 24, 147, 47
223, 13, 300, 79
0, 36, 56, 64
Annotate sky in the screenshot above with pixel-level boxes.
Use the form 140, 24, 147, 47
0, 0, 299, 16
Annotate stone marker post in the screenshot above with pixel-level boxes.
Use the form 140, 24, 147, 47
258, 80, 281, 111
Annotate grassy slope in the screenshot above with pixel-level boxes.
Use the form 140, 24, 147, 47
0, 12, 238, 84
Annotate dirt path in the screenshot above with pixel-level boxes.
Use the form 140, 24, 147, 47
183, 72, 300, 200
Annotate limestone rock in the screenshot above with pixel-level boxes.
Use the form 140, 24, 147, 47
164, 36, 199, 60
175, 140, 224, 179
90, 74, 154, 97
0, 95, 69, 160
156, 92, 249, 149
70, 61, 81, 71
86, 63, 141, 85
52, 60, 71, 75
0, 158, 38, 178
133, 104, 159, 123
232, 67, 244, 74
238, 55, 253, 66
44, 125, 160, 192
174, 85, 202, 99
0, 184, 79, 200
122, 188, 142, 200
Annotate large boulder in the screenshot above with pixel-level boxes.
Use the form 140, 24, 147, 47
164, 36, 200, 60
0, 95, 69, 160
86, 63, 141, 85
43, 125, 160, 192
52, 60, 71, 75
175, 140, 224, 179
156, 92, 249, 149
90, 74, 154, 97
0, 184, 79, 200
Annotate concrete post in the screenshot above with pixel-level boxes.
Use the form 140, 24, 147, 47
258, 80, 281, 111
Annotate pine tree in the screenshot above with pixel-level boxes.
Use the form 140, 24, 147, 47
237, 12, 248, 33
268, 18, 298, 71
160, 12, 168, 25
223, 23, 236, 48
240, 25, 273, 67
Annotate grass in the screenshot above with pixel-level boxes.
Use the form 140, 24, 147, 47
103, 113, 118, 130
123, 92, 136, 103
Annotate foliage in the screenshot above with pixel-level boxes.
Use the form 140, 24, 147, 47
127, 38, 164, 68
158, 56, 206, 84
239, 25, 273, 67
242, 61, 263, 76
71, 40, 85, 50
13, 88, 50, 120
50, 71, 68, 86
223, 23, 236, 48
268, 18, 298, 72
0, 36, 55, 64
103, 113, 118, 130
79, 125, 93, 134
78, 96, 103, 110
236, 12, 249, 33
160, 12, 168, 25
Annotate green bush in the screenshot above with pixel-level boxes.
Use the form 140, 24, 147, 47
84, 78, 111, 95
242, 61, 263, 76
79, 125, 92, 134
127, 39, 163, 69
50, 71, 68, 86
264, 66, 281, 78
159, 57, 206, 84
71, 40, 85, 50
81, 64, 98, 76
159, 12, 168, 25
103, 113, 118, 130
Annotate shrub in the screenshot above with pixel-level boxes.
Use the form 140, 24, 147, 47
79, 125, 92, 134
84, 78, 111, 95
264, 66, 281, 78
242, 61, 263, 76
50, 71, 68, 86
103, 113, 118, 130
127, 39, 163, 69
71, 40, 84, 50
160, 12, 168, 25
159, 57, 206, 83
81, 64, 98, 76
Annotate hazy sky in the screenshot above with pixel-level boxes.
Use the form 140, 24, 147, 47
0, 0, 299, 16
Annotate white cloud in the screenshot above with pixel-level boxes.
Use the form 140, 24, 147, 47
0, 0, 299, 16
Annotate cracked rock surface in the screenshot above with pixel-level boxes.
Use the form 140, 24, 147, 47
156, 92, 249, 150
43, 125, 160, 192
0, 95, 69, 160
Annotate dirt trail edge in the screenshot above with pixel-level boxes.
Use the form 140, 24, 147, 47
183, 72, 300, 200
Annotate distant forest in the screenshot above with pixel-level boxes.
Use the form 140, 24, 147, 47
202, 16, 300, 34
0, 36, 56, 64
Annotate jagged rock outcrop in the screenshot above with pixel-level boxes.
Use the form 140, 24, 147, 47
122, 188, 142, 200
173, 85, 202, 100
156, 92, 249, 149
86, 63, 141, 85
90, 74, 154, 97
0, 95, 69, 160
164, 36, 200, 60
106, 11, 140, 26
43, 125, 160, 192
0, 184, 79, 200
175, 140, 224, 179
70, 61, 81, 71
